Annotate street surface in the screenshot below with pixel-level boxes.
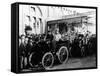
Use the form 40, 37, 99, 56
47, 55, 96, 70
21, 55, 96, 72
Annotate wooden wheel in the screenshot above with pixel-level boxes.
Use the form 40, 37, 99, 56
29, 52, 37, 67
57, 46, 69, 64
42, 52, 54, 69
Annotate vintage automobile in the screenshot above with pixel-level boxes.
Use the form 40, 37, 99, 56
28, 34, 70, 69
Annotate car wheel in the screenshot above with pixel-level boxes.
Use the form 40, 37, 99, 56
42, 52, 54, 69
57, 46, 69, 64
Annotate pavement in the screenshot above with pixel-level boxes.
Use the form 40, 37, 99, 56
46, 55, 96, 70
21, 55, 96, 72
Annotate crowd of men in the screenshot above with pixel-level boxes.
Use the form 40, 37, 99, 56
19, 25, 64, 69
19, 25, 96, 70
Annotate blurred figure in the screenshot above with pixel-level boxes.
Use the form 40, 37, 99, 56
19, 34, 25, 69
52, 29, 61, 51
24, 36, 29, 45
25, 26, 32, 37
46, 30, 54, 41
54, 29, 61, 41
46, 30, 54, 51
25, 36, 33, 68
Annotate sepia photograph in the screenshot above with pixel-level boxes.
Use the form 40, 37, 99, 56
12, 2, 97, 73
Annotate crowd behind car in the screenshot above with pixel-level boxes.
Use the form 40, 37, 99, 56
18, 26, 96, 70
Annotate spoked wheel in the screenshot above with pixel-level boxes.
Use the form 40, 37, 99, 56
42, 52, 54, 69
29, 52, 37, 67
57, 46, 69, 64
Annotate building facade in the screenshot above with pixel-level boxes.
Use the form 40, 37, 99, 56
19, 5, 96, 36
